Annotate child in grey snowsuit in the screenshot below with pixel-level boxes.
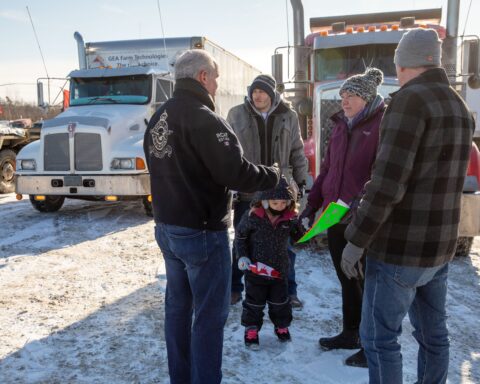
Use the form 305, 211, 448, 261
235, 176, 304, 349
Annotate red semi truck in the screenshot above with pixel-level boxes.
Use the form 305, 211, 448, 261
274, 1, 480, 255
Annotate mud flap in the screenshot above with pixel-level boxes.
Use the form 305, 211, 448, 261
459, 194, 480, 237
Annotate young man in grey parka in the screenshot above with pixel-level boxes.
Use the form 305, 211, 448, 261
227, 74, 308, 307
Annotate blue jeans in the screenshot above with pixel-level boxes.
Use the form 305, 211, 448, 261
287, 248, 297, 295
231, 201, 298, 295
231, 201, 251, 293
155, 224, 231, 384
361, 257, 449, 384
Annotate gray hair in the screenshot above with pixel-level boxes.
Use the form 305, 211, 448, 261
174, 49, 218, 80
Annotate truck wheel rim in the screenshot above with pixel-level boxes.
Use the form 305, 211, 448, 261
2, 162, 14, 182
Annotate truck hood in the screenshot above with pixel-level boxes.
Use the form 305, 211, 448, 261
43, 104, 151, 133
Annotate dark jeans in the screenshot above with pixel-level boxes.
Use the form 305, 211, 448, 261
155, 223, 231, 384
327, 223, 364, 330
231, 201, 298, 295
361, 257, 449, 384
241, 273, 292, 329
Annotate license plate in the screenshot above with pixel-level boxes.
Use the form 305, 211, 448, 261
64, 176, 82, 186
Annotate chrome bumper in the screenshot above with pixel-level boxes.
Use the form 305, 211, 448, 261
15, 174, 151, 196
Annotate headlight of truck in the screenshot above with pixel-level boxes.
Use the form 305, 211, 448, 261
19, 159, 36, 170
111, 158, 135, 170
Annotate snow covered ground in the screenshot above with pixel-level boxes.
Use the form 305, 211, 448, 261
0, 193, 479, 384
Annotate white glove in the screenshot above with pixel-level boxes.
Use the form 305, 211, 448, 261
341, 242, 365, 280
237, 257, 251, 271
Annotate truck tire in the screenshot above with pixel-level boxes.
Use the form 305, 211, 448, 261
455, 236, 473, 257
143, 196, 153, 217
0, 149, 16, 194
29, 195, 65, 213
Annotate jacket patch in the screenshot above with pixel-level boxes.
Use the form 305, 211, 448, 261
216, 132, 230, 146
151, 111, 173, 158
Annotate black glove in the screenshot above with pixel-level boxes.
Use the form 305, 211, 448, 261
299, 203, 317, 230
339, 195, 361, 225
231, 190, 240, 203
297, 182, 306, 199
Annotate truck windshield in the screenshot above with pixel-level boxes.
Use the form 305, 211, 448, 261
70, 75, 152, 106
314, 44, 397, 82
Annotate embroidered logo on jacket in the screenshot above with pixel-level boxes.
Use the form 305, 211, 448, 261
216, 132, 230, 146
151, 111, 173, 158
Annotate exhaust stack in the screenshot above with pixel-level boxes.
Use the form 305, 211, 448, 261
74, 32, 87, 70
443, 0, 460, 82
291, 0, 307, 83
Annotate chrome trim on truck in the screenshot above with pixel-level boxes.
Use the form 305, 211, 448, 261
16, 174, 151, 196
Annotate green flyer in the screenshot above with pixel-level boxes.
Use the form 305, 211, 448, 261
297, 201, 350, 243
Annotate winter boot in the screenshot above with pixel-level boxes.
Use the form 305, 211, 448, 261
231, 291, 242, 305
244, 326, 259, 350
319, 329, 361, 350
274, 327, 292, 342
345, 348, 368, 368
289, 294, 303, 309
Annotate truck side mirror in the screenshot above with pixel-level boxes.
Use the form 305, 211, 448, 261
272, 53, 284, 92
37, 82, 45, 108
297, 97, 313, 116
467, 39, 480, 89
469, 75, 480, 89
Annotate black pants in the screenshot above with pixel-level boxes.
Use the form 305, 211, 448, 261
327, 223, 364, 330
241, 273, 292, 330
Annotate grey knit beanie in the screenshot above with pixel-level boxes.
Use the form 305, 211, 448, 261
248, 74, 276, 101
339, 67, 384, 103
394, 28, 442, 68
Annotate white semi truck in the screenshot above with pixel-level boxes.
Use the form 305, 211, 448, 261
15, 34, 261, 214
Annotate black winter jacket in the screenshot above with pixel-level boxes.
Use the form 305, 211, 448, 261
144, 78, 279, 230
235, 207, 303, 277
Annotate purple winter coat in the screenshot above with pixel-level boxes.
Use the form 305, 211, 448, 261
307, 102, 385, 211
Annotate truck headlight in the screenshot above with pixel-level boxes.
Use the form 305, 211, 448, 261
19, 159, 36, 170
111, 158, 135, 170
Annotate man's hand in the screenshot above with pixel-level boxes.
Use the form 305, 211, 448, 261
270, 162, 281, 178
299, 204, 317, 230
237, 257, 252, 271
341, 242, 365, 280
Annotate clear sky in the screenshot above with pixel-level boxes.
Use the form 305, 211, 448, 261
1, 0, 479, 104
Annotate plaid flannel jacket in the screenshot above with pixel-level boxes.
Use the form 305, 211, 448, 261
345, 68, 475, 267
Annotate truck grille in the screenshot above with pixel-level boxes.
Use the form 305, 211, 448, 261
320, 100, 342, 161
44, 133, 70, 171
44, 132, 102, 171
75, 133, 102, 171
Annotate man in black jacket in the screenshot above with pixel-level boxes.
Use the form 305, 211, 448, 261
144, 49, 279, 384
